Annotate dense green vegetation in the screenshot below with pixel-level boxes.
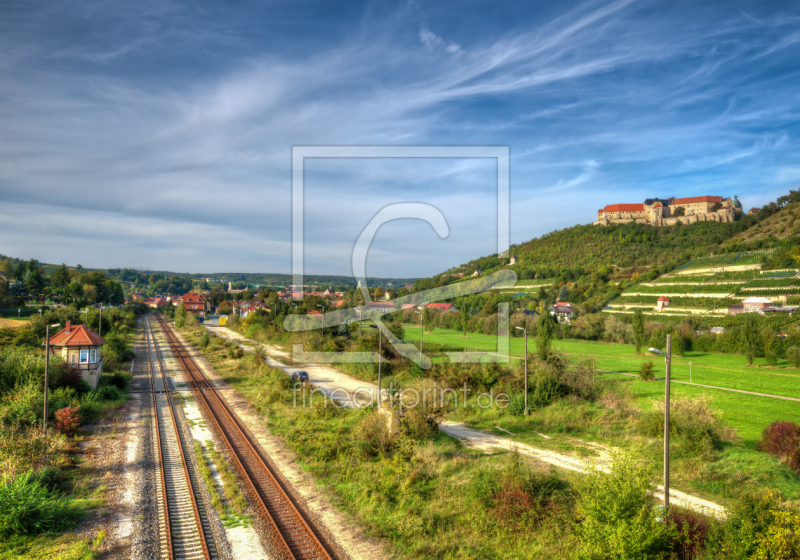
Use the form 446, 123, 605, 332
0, 304, 144, 558
180, 320, 800, 558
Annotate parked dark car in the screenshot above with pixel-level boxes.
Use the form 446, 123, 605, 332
291, 370, 309, 382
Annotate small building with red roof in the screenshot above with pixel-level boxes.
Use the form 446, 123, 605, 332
47, 321, 106, 387
426, 303, 459, 312
657, 296, 671, 312
180, 293, 208, 317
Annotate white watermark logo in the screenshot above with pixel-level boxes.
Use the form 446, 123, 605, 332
286, 146, 515, 368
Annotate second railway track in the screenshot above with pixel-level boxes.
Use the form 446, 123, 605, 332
145, 317, 217, 560
153, 314, 335, 560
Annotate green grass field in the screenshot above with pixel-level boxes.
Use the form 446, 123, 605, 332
404, 324, 800, 445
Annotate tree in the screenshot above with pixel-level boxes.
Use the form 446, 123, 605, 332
423, 306, 434, 334
557, 285, 569, 302
632, 309, 646, 354
536, 312, 555, 360
175, 302, 187, 320
23, 268, 44, 296
741, 312, 760, 365
671, 334, 685, 357
787, 346, 800, 369
673, 206, 686, 217
711, 202, 722, 212
761, 328, 777, 356
50, 264, 71, 292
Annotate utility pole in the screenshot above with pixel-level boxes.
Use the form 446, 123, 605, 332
664, 334, 672, 512
377, 328, 382, 408
516, 326, 528, 415
649, 338, 672, 513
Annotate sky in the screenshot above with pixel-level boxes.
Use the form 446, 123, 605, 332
2, 0, 799, 278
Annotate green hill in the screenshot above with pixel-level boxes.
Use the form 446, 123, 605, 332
416, 190, 800, 313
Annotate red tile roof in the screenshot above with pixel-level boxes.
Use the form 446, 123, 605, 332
426, 303, 456, 311
601, 203, 645, 213
671, 196, 722, 205
48, 321, 105, 347
658, 296, 670, 302
307, 309, 322, 316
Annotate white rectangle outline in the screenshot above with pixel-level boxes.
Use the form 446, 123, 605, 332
291, 145, 510, 295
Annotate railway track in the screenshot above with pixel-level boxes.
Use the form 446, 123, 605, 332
154, 314, 335, 560
145, 317, 217, 560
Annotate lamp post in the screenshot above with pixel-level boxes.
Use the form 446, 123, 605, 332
43, 322, 61, 464
367, 325, 382, 408
649, 336, 672, 512
516, 326, 528, 416
415, 308, 424, 360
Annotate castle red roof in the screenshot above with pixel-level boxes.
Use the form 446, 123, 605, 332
48, 321, 105, 347
601, 203, 644, 213
671, 196, 722, 205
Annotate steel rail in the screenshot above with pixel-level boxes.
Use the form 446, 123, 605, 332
146, 317, 213, 560
155, 315, 334, 560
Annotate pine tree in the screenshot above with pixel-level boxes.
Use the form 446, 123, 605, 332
557, 285, 569, 302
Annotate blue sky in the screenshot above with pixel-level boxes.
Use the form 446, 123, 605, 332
2, 0, 799, 277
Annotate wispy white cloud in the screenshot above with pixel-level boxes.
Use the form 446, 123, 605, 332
1, 0, 799, 275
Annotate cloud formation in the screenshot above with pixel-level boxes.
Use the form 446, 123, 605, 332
1, 0, 799, 276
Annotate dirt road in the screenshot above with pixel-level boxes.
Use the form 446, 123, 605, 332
206, 325, 727, 518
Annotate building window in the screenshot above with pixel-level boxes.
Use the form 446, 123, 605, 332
80, 349, 89, 364
90, 349, 97, 363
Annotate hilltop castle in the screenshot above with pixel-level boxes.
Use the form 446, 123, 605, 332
593, 195, 742, 227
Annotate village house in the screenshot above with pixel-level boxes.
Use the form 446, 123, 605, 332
742, 296, 774, 314
727, 303, 745, 316
181, 293, 208, 317
710, 327, 727, 334
47, 321, 105, 388
147, 296, 170, 309
747, 208, 761, 216
549, 302, 574, 323
426, 303, 459, 312
656, 296, 671, 312
366, 301, 395, 315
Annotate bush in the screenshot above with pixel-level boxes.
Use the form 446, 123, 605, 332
765, 351, 778, 366
575, 449, 668, 559
753, 510, 800, 560
98, 385, 122, 401
667, 508, 709, 559
106, 373, 129, 391
54, 406, 81, 436
507, 392, 525, 416
639, 361, 655, 381
0, 472, 76, 537
355, 410, 395, 456
787, 346, 800, 368
758, 421, 800, 471
199, 332, 210, 347
644, 396, 738, 458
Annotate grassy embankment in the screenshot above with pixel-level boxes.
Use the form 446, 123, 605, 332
181, 322, 800, 558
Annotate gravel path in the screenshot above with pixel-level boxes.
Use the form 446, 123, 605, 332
207, 325, 728, 519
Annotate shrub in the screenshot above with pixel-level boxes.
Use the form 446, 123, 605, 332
575, 449, 668, 559
507, 392, 525, 416
98, 385, 122, 401
787, 346, 800, 368
753, 510, 800, 560
757, 421, 800, 471
54, 406, 81, 436
0, 472, 76, 537
647, 396, 738, 457
106, 373, 129, 391
355, 410, 395, 456
765, 351, 778, 366
667, 508, 709, 559
199, 332, 210, 347
639, 361, 655, 381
